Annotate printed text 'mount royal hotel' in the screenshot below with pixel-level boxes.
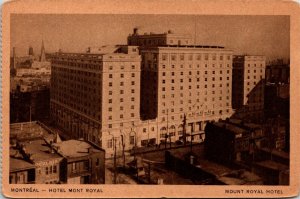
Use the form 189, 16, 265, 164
49, 28, 265, 156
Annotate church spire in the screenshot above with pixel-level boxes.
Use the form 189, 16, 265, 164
40, 40, 46, 62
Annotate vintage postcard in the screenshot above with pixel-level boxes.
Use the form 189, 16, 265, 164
2, 0, 300, 198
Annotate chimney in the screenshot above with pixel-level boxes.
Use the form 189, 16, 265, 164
133, 27, 139, 35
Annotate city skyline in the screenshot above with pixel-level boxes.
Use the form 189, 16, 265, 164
11, 14, 289, 61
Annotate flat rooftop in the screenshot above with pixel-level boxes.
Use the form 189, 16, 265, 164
53, 139, 102, 158
10, 148, 34, 172
10, 121, 49, 140
19, 139, 62, 162
213, 122, 248, 135
254, 160, 289, 171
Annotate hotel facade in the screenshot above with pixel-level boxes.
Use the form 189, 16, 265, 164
50, 29, 236, 155
232, 55, 266, 121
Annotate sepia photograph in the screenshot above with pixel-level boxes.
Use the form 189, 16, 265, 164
2, 0, 300, 198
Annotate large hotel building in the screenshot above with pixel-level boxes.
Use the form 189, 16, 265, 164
50, 28, 236, 155
232, 55, 266, 121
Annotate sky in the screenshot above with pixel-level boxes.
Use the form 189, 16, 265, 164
11, 14, 290, 61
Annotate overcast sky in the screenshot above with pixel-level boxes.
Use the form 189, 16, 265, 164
11, 14, 289, 61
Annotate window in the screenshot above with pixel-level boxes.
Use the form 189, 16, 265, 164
162, 87, 165, 91
109, 124, 112, 128
109, 116, 112, 120
96, 159, 100, 166
53, 165, 57, 173
212, 54, 216, 60
130, 136, 135, 145
162, 54, 168, 61
220, 55, 223, 60
120, 98, 123, 102
120, 82, 124, 86
46, 167, 49, 175
197, 54, 201, 60
107, 139, 113, 148
131, 113, 135, 117
72, 163, 77, 172
171, 54, 176, 61
132, 65, 135, 69
131, 97, 135, 102
109, 107, 112, 111
143, 128, 147, 133
109, 74, 113, 78
180, 54, 184, 60
109, 66, 113, 70
131, 89, 135, 93
120, 106, 124, 111
109, 82, 113, 86
120, 114, 123, 119
131, 81, 135, 85
131, 105, 134, 109
120, 73, 124, 78
162, 72, 166, 76
205, 54, 209, 60
109, 91, 113, 95
131, 73, 135, 77
120, 90, 124, 94
109, 99, 112, 103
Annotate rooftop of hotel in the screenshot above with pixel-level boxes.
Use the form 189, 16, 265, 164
128, 29, 190, 37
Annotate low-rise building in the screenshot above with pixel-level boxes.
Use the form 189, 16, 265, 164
49, 139, 105, 184
204, 121, 250, 165
9, 122, 105, 184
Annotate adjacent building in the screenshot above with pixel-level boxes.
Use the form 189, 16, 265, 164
204, 121, 250, 165
232, 55, 266, 122
9, 122, 105, 184
50, 45, 141, 155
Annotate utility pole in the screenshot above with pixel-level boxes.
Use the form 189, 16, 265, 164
113, 137, 117, 184
121, 134, 125, 168
183, 114, 187, 145
166, 109, 169, 148
190, 133, 193, 154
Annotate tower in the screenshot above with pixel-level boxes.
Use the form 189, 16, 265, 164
40, 40, 46, 62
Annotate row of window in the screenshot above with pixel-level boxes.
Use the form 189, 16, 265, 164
109, 89, 136, 95
108, 113, 136, 120
109, 65, 136, 70
108, 97, 136, 103
108, 73, 136, 78
38, 165, 57, 175
161, 83, 230, 91
161, 53, 231, 61
160, 109, 230, 121
159, 63, 231, 70
162, 70, 231, 76
108, 81, 135, 86
108, 105, 135, 112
